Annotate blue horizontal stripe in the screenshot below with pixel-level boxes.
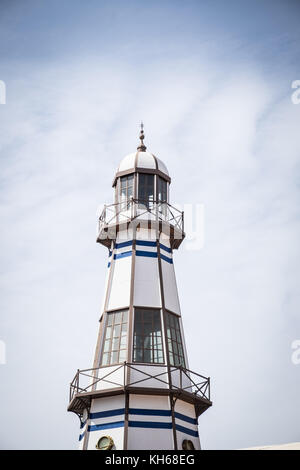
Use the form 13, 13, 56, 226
114, 250, 132, 260
90, 408, 125, 419
160, 243, 172, 254
129, 408, 171, 417
115, 240, 133, 249
79, 431, 85, 441
176, 423, 199, 437
107, 247, 172, 265
136, 250, 157, 258
80, 419, 87, 429
175, 412, 197, 425
88, 420, 198, 436
89, 407, 195, 422
88, 420, 124, 432
115, 240, 172, 254
160, 253, 173, 264
136, 240, 157, 248
129, 421, 172, 429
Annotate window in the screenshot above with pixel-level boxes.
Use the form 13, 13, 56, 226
165, 311, 185, 367
158, 177, 168, 202
120, 175, 133, 209
101, 310, 128, 366
133, 308, 164, 363
138, 173, 154, 209
182, 440, 195, 450
157, 176, 168, 217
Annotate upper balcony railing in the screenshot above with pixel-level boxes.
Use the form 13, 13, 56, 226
97, 198, 184, 248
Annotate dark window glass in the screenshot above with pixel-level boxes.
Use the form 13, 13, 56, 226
101, 309, 128, 366
158, 177, 168, 202
165, 312, 185, 367
133, 308, 164, 364
120, 175, 133, 209
157, 176, 168, 217
138, 173, 154, 209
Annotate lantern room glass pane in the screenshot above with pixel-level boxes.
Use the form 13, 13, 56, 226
133, 308, 164, 364
101, 309, 128, 366
138, 173, 154, 209
165, 311, 186, 368
158, 176, 168, 202
158, 176, 168, 217
120, 175, 133, 209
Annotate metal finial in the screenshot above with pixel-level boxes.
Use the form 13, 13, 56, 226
137, 121, 147, 151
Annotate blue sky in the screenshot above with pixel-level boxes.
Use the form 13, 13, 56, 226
0, 0, 300, 449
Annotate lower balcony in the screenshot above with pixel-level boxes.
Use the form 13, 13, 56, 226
68, 362, 212, 418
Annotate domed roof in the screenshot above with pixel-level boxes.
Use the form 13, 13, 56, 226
112, 124, 171, 186
117, 151, 169, 177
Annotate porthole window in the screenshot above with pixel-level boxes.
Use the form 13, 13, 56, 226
182, 439, 195, 450
96, 436, 114, 450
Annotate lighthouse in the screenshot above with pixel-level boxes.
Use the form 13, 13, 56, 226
68, 125, 212, 450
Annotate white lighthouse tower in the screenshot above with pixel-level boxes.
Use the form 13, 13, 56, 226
68, 125, 212, 450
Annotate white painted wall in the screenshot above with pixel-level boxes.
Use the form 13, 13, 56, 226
161, 260, 181, 315
174, 399, 200, 450
127, 427, 173, 450
107, 255, 131, 310
86, 396, 125, 450
134, 256, 161, 308
127, 394, 174, 450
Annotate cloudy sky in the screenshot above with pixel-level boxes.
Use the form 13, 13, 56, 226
0, 0, 300, 450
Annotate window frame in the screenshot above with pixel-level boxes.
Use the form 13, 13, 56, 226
165, 310, 186, 368
133, 307, 165, 364
101, 309, 128, 366
120, 174, 134, 209
157, 176, 168, 203
138, 173, 155, 209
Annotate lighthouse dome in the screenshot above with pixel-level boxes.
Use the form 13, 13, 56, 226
112, 124, 171, 186
117, 151, 169, 178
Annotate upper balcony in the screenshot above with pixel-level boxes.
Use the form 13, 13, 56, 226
97, 198, 185, 250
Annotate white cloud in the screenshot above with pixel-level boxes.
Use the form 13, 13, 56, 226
0, 32, 300, 450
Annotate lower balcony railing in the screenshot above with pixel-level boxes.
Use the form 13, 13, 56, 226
69, 362, 210, 405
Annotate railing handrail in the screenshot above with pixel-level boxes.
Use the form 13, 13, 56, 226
69, 362, 210, 403
98, 198, 184, 233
